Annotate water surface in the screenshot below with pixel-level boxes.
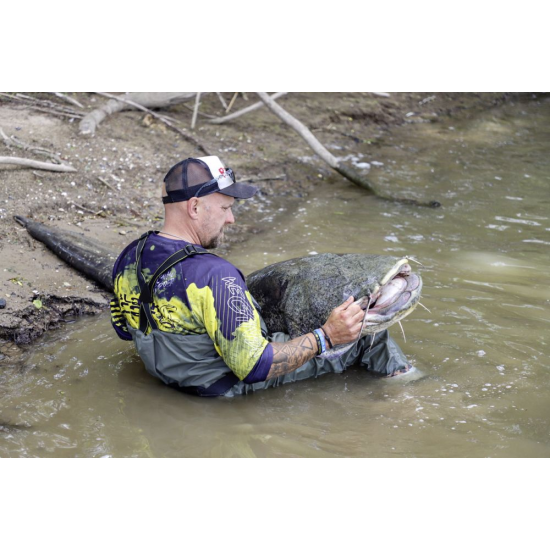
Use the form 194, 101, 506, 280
2, 96, 549, 457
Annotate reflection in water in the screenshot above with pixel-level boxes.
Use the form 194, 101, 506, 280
2, 97, 550, 457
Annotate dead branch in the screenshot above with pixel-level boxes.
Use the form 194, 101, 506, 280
0, 93, 84, 119
208, 93, 288, 125
226, 93, 239, 113
0, 157, 76, 172
97, 176, 118, 192
68, 201, 99, 214
81, 92, 212, 156
0, 127, 62, 163
256, 92, 341, 168
216, 92, 228, 110
256, 92, 440, 207
191, 92, 201, 129
53, 93, 84, 109
240, 174, 286, 183
180, 104, 217, 119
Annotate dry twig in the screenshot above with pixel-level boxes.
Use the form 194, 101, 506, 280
52, 93, 85, 109
208, 93, 288, 125
68, 201, 99, 214
226, 92, 239, 113
216, 92, 228, 110
240, 174, 286, 183
191, 92, 201, 129
97, 176, 118, 192
0, 92, 83, 119
0, 127, 62, 163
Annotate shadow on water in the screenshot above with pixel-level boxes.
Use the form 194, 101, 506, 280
2, 96, 550, 457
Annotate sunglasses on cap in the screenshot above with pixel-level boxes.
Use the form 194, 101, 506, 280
194, 167, 236, 198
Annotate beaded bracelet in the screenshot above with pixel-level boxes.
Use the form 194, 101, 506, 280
312, 330, 322, 354
313, 328, 326, 354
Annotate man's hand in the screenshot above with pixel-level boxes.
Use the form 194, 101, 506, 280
322, 296, 365, 346
266, 296, 365, 381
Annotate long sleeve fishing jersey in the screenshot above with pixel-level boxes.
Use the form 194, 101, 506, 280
110, 233, 273, 384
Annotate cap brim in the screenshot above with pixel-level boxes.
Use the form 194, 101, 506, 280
218, 182, 258, 199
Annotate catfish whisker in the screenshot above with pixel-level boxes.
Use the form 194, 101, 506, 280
357, 295, 371, 342
369, 331, 377, 352
398, 320, 406, 343
418, 302, 432, 313
406, 256, 424, 267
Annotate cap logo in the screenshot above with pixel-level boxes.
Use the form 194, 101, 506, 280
219, 168, 225, 175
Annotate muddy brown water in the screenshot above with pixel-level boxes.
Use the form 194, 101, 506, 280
2, 97, 550, 457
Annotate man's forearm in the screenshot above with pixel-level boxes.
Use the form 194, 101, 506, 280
266, 333, 319, 380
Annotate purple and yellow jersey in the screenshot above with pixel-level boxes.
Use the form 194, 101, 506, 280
110, 233, 273, 383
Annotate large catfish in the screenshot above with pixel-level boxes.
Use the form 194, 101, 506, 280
247, 253, 422, 339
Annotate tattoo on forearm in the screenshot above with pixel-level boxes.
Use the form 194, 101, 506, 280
267, 334, 317, 380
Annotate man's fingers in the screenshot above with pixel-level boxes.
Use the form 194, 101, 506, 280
353, 308, 366, 322
338, 296, 355, 310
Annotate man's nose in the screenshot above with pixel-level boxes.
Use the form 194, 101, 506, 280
226, 209, 235, 224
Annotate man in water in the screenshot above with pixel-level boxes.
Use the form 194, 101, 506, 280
110, 156, 411, 397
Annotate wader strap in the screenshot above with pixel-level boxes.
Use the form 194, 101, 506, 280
135, 232, 158, 332
137, 240, 213, 333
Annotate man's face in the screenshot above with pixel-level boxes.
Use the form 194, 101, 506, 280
197, 193, 235, 249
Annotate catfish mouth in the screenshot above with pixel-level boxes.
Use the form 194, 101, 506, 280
360, 260, 422, 327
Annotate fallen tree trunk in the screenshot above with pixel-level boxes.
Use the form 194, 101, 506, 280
0, 157, 76, 172
79, 92, 197, 136
256, 92, 440, 207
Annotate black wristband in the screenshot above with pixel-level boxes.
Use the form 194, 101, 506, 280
322, 328, 333, 349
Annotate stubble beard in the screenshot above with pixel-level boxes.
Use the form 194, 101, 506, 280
202, 228, 225, 250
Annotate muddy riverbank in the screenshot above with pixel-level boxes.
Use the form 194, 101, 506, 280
0, 92, 519, 351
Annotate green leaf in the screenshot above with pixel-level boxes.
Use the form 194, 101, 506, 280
33, 299, 43, 309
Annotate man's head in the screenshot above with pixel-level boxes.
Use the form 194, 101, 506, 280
161, 156, 257, 249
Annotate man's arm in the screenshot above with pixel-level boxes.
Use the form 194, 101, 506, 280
266, 296, 365, 380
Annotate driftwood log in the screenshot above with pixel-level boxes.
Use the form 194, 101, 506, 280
0, 157, 76, 172
79, 92, 197, 136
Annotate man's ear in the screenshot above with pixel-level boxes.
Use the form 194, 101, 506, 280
187, 197, 200, 219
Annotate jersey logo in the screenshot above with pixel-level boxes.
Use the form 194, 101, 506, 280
222, 277, 254, 323
156, 269, 176, 290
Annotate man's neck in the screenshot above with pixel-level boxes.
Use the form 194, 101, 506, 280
159, 225, 197, 244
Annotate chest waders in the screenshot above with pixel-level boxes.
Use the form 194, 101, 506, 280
131, 231, 239, 397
